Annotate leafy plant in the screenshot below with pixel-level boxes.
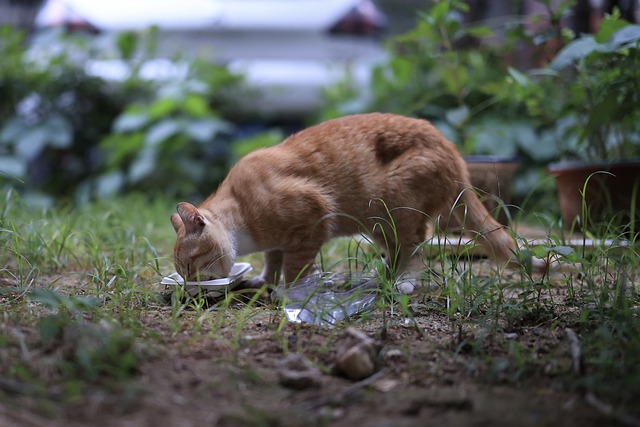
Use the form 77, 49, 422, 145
318, 0, 585, 207
98, 85, 235, 198
0, 26, 247, 203
0, 27, 152, 202
0, 288, 141, 406
321, 0, 528, 156
509, 15, 640, 161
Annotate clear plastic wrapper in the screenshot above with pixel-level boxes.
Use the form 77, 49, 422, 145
273, 273, 378, 326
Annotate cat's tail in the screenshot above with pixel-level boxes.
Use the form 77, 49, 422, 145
452, 184, 516, 264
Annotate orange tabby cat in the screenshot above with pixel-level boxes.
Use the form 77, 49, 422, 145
170, 113, 516, 293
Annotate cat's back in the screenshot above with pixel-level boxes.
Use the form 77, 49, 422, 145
225, 113, 464, 192
278, 113, 462, 173
284, 113, 450, 151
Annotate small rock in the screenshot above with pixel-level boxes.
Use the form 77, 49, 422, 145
505, 332, 518, 340
335, 328, 380, 380
396, 280, 415, 294
277, 353, 323, 390
383, 348, 404, 363
373, 378, 400, 393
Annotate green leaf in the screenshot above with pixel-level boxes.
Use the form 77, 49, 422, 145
232, 130, 283, 159
38, 315, 64, 342
551, 36, 601, 69
149, 98, 178, 119
101, 132, 145, 168
44, 115, 73, 148
429, 1, 450, 24
113, 113, 150, 133
72, 296, 101, 310
28, 288, 64, 309
530, 245, 550, 259
440, 64, 468, 94
129, 148, 156, 183
145, 119, 181, 146
580, 92, 620, 150
0, 117, 27, 144
16, 128, 48, 161
0, 156, 26, 178
184, 118, 231, 143
182, 94, 210, 117
544, 245, 574, 256
116, 31, 138, 60
595, 17, 629, 43
466, 25, 494, 38
390, 57, 414, 85
507, 67, 531, 87
445, 105, 470, 128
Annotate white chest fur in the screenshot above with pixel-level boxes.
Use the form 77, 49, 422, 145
233, 229, 259, 256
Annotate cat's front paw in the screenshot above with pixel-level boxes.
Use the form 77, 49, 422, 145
245, 276, 272, 289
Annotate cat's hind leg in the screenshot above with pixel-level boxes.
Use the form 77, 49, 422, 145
395, 245, 426, 294
373, 220, 428, 295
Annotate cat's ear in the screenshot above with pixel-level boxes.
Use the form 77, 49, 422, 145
170, 213, 183, 234
176, 202, 206, 235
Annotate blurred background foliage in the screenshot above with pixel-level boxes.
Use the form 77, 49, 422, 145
320, 0, 640, 207
0, 24, 262, 205
0, 0, 638, 212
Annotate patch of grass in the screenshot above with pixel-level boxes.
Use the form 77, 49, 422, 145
0, 191, 173, 414
1, 189, 639, 422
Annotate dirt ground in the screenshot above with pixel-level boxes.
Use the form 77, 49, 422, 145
0, 285, 615, 427
1, 225, 629, 427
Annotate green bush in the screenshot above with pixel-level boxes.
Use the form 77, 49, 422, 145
0, 26, 251, 204
97, 84, 236, 199
0, 27, 153, 202
509, 15, 640, 162
318, 1, 563, 208
321, 0, 534, 157
318, 0, 640, 207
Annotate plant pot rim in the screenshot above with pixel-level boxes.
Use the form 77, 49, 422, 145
548, 158, 640, 173
463, 155, 521, 164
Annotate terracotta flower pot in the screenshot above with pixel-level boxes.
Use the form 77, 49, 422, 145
548, 160, 640, 229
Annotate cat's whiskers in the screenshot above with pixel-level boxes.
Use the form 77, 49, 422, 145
197, 252, 234, 280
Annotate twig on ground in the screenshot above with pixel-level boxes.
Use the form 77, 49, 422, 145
564, 328, 581, 375
585, 392, 640, 427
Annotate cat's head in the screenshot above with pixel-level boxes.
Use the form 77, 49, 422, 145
171, 202, 234, 281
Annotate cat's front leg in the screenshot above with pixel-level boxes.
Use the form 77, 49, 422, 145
247, 249, 283, 288
372, 230, 425, 295
282, 247, 320, 285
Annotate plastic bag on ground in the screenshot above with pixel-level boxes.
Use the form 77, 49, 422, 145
272, 272, 378, 326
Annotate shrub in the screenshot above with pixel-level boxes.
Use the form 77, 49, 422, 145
509, 15, 640, 162
0, 27, 152, 202
0, 26, 248, 203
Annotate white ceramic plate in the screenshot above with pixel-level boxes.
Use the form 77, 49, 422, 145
161, 262, 253, 297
